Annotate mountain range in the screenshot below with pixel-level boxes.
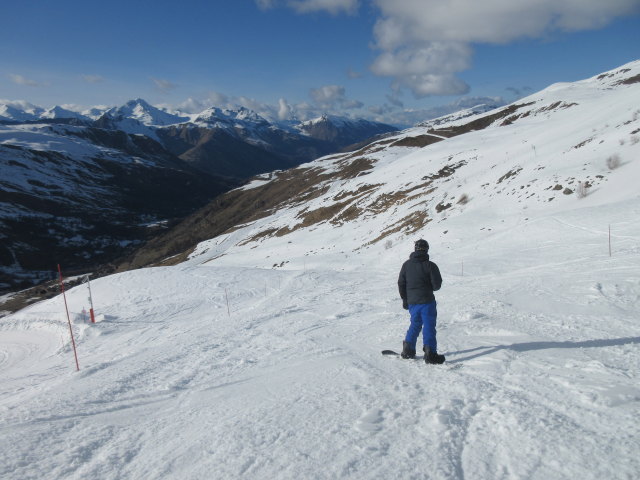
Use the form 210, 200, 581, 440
0, 100, 397, 291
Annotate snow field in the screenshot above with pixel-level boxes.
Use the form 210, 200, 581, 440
1, 197, 639, 479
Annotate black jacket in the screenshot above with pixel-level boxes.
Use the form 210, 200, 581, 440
398, 251, 442, 305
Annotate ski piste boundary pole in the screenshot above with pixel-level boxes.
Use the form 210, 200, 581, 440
57, 264, 80, 371
85, 275, 96, 323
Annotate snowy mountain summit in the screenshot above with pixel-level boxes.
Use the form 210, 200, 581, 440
1, 61, 640, 480
101, 98, 188, 126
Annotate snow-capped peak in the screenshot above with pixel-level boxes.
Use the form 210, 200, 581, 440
40, 105, 89, 121
104, 98, 188, 126
0, 101, 43, 122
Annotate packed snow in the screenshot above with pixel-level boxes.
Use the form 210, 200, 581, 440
1, 62, 639, 479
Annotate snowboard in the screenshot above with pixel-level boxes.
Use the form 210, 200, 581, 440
382, 350, 422, 360
381, 349, 450, 366
381, 350, 404, 356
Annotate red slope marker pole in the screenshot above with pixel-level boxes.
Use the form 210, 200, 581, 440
57, 264, 80, 371
86, 275, 96, 323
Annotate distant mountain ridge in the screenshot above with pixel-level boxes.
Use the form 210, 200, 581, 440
0, 99, 398, 291
1, 98, 399, 179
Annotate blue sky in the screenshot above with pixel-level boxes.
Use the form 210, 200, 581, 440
1, 0, 639, 126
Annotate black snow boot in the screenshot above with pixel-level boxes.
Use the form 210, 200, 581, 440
423, 346, 445, 364
401, 341, 416, 359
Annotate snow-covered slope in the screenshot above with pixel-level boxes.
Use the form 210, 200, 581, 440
0, 102, 43, 123
102, 98, 188, 127
94, 99, 189, 139
40, 106, 90, 121
297, 113, 397, 144
1, 61, 639, 479
0, 123, 233, 290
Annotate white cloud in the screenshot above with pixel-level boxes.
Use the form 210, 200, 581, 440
309, 84, 363, 110
82, 74, 104, 84
370, 0, 640, 97
255, 0, 277, 10
8, 74, 44, 87
288, 0, 359, 15
310, 85, 346, 106
373, 0, 640, 45
278, 98, 292, 120
151, 78, 178, 94
386, 92, 403, 108
0, 98, 42, 112
173, 97, 207, 114
367, 95, 506, 127
347, 68, 362, 79
342, 98, 364, 109
255, 0, 359, 15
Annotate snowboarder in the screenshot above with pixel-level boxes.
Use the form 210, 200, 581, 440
397, 239, 445, 364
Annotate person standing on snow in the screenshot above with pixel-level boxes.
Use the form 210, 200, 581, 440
397, 239, 445, 364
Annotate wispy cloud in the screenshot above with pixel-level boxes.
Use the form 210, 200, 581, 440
367, 95, 506, 127
288, 0, 359, 15
255, 0, 277, 10
82, 74, 104, 84
256, 0, 359, 15
169, 90, 503, 128
278, 98, 292, 120
310, 84, 363, 109
8, 74, 45, 87
347, 68, 362, 79
151, 78, 178, 94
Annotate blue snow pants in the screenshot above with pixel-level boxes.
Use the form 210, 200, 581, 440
405, 302, 437, 351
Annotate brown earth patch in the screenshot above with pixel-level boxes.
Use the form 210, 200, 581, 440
422, 160, 467, 182
367, 183, 434, 214
573, 137, 593, 149
331, 204, 364, 225
435, 202, 452, 213
497, 167, 523, 184
333, 183, 382, 202
334, 157, 377, 179
427, 102, 536, 137
367, 210, 431, 245
391, 134, 444, 148
616, 73, 640, 85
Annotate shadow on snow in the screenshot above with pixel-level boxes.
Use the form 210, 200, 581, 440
447, 336, 640, 364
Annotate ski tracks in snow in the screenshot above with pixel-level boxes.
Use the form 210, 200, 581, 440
1, 248, 639, 479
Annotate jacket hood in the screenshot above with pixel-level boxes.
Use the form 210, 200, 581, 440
409, 251, 430, 262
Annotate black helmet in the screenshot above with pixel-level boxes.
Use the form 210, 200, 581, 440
414, 239, 429, 251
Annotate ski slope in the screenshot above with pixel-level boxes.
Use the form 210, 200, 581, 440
2, 62, 640, 479
1, 199, 639, 479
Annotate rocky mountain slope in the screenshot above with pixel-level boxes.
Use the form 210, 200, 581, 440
0, 100, 397, 292
118, 61, 640, 274
0, 123, 235, 291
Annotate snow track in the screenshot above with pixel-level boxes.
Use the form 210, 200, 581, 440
1, 214, 639, 479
